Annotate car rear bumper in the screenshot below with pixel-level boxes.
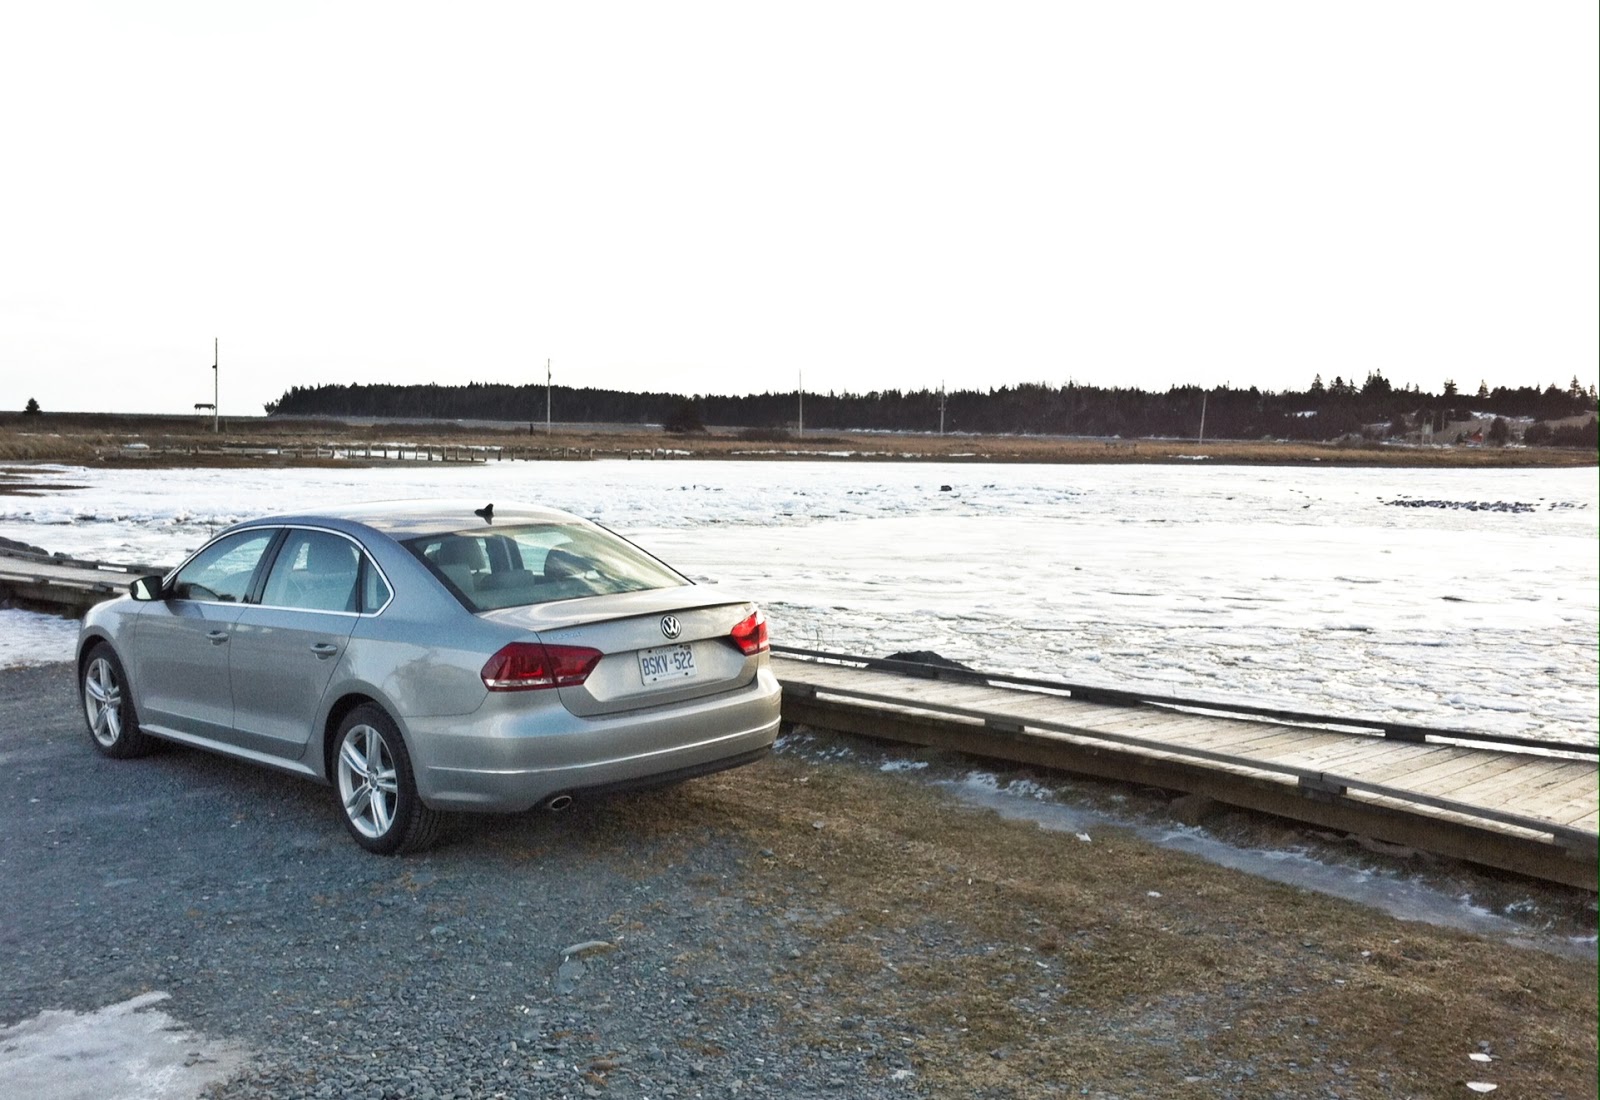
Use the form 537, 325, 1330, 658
406, 668, 782, 812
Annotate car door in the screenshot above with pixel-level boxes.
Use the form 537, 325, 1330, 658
228, 528, 375, 760
133, 528, 279, 741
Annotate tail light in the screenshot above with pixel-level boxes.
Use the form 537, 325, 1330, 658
730, 608, 769, 656
481, 642, 602, 691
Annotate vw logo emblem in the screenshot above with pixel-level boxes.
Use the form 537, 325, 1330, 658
660, 615, 682, 640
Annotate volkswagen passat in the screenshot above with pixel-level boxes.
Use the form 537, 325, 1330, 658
77, 501, 781, 853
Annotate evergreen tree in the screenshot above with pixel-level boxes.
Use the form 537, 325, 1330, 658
23, 397, 40, 415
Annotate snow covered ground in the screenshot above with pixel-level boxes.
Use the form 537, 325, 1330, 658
2, 459, 1594, 744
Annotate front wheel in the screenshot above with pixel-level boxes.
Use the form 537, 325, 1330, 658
333, 704, 443, 854
81, 644, 155, 758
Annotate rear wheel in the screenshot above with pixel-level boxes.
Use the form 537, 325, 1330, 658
333, 704, 443, 854
81, 644, 155, 758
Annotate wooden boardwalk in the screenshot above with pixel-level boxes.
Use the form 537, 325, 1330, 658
0, 549, 163, 616
774, 652, 1599, 890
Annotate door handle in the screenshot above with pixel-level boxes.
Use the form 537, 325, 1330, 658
310, 643, 340, 658
207, 630, 229, 646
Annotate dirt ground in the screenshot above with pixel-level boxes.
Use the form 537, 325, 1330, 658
642, 744, 1599, 1098
1, 412, 1594, 469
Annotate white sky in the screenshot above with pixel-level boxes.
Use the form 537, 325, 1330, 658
2, 1, 1595, 417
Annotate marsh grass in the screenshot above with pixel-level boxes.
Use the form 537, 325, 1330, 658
0, 413, 1592, 468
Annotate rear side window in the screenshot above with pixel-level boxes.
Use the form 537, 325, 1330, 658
260, 530, 364, 613
404, 522, 687, 612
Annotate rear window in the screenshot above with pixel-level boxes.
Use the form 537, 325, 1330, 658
403, 522, 688, 612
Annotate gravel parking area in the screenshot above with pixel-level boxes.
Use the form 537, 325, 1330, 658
3, 662, 1595, 1099
1, 663, 907, 1100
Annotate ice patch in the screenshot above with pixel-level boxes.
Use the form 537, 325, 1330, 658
0, 991, 249, 1099
0, 609, 80, 669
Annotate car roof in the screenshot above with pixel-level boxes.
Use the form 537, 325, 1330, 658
236, 500, 585, 540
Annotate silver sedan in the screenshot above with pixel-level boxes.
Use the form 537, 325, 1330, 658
77, 501, 782, 853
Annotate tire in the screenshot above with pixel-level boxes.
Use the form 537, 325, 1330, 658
81, 643, 155, 759
333, 704, 444, 855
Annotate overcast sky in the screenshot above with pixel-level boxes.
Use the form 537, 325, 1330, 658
2, 1, 1595, 418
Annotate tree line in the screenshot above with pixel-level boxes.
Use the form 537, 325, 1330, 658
264, 372, 1598, 444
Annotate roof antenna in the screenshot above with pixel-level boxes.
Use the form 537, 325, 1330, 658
474, 503, 494, 524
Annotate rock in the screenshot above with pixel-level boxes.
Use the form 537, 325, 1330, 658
1169, 793, 1222, 826
555, 958, 586, 994
869, 650, 985, 683
560, 940, 617, 959
1355, 835, 1419, 858
0, 536, 49, 557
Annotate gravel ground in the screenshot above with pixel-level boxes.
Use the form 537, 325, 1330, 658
0, 663, 923, 1100
3, 662, 1595, 1100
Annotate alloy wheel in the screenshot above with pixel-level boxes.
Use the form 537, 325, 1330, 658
337, 723, 400, 839
84, 656, 123, 747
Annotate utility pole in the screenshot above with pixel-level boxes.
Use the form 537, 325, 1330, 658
211, 338, 219, 433
938, 381, 947, 435
545, 358, 552, 434
797, 371, 803, 435
1198, 391, 1207, 445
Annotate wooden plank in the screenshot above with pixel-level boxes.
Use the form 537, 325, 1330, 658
988, 692, 1124, 722
1444, 759, 1587, 808
1394, 751, 1559, 799
839, 685, 1009, 715
1511, 772, 1600, 822
1367, 747, 1524, 793
1067, 710, 1251, 741
1470, 764, 1595, 808
1320, 744, 1470, 785
1233, 731, 1380, 764
1142, 721, 1331, 756
1002, 705, 1240, 745
1246, 737, 1402, 774
878, 681, 1012, 708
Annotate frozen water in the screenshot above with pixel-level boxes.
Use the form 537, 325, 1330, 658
2, 460, 1595, 743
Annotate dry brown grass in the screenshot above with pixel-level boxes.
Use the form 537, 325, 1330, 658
0, 412, 1593, 468
579, 753, 1596, 1099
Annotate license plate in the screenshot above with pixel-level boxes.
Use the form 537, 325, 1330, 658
639, 643, 697, 685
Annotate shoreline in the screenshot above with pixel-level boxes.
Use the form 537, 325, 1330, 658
2, 413, 1595, 470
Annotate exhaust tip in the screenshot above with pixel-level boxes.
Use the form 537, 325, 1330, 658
544, 794, 574, 813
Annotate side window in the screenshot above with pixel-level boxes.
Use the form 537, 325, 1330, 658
172, 530, 277, 603
361, 559, 392, 613
260, 530, 362, 613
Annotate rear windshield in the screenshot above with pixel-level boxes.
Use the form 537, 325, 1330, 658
403, 522, 689, 612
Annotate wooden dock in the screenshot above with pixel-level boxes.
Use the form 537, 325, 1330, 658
773, 649, 1598, 891
0, 548, 163, 617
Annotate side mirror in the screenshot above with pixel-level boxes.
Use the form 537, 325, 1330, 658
130, 575, 166, 601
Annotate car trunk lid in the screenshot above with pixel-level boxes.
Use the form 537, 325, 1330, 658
480, 587, 763, 717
